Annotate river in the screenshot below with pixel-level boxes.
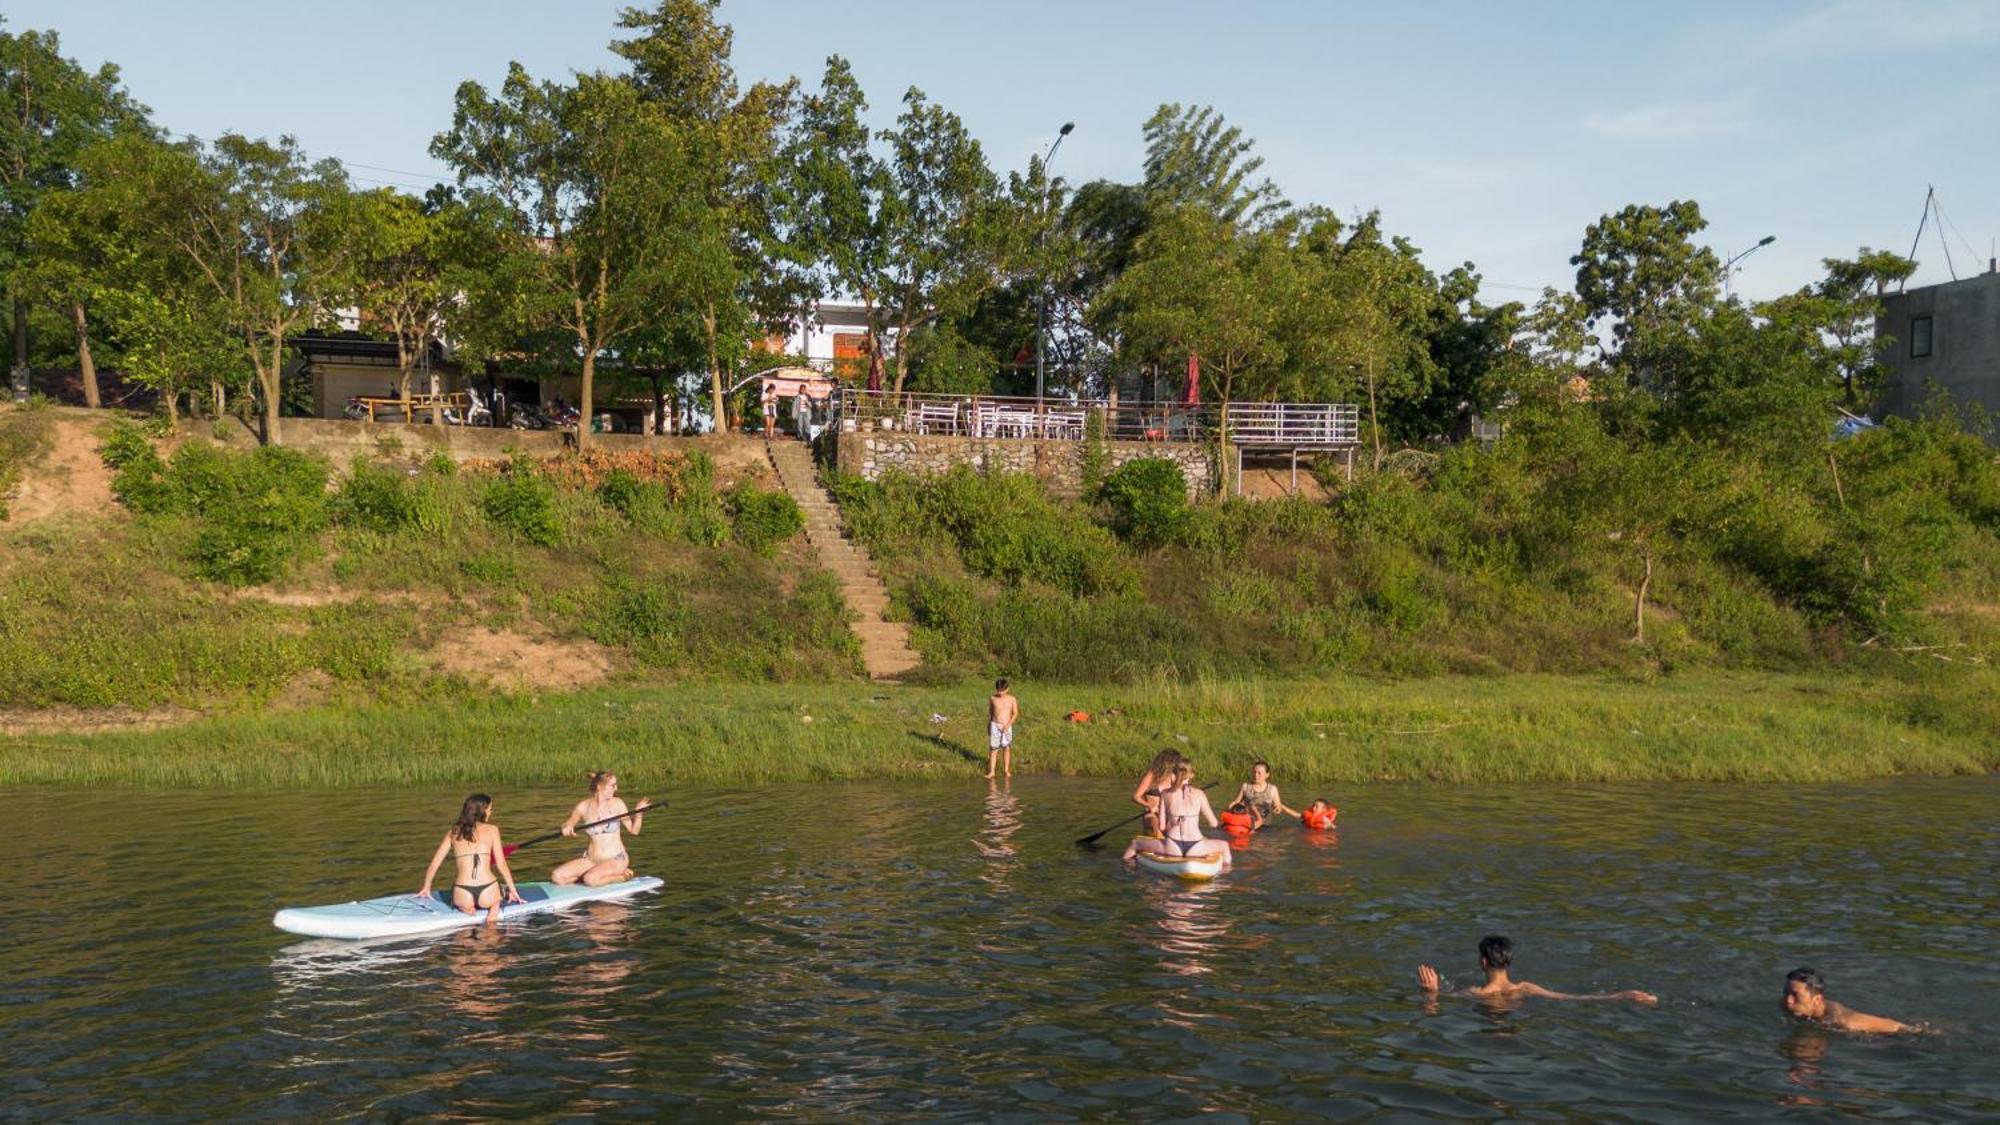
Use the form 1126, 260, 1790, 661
2, 778, 1994, 1119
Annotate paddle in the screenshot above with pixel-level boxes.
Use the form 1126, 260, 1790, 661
1074, 783, 1214, 847
502, 802, 665, 858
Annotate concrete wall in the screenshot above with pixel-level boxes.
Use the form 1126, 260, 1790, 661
216, 416, 774, 483
831, 430, 1215, 498
1876, 271, 2000, 427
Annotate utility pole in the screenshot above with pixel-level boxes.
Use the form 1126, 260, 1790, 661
1034, 122, 1074, 407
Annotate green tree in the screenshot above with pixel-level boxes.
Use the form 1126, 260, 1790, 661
613, 0, 794, 429
0, 21, 147, 402
433, 66, 707, 449
784, 58, 999, 394
1571, 200, 1721, 392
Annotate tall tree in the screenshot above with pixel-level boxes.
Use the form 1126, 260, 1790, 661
613, 0, 794, 429
336, 188, 502, 425
0, 21, 147, 403
162, 134, 357, 443
1571, 200, 1721, 394
433, 66, 705, 449
785, 58, 998, 394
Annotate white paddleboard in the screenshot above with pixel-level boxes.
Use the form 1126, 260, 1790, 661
272, 877, 663, 940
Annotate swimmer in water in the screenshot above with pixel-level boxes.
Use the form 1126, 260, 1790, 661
1781, 969, 1918, 1034
1417, 934, 1657, 1005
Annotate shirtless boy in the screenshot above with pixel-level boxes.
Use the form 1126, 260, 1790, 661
1417, 934, 1658, 1005
987, 678, 1018, 779
1781, 968, 1917, 1034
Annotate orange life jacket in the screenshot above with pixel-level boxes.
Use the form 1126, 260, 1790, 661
1219, 810, 1254, 833
1302, 807, 1338, 830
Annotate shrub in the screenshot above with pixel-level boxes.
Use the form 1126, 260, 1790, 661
1099, 458, 1191, 548
724, 485, 804, 556
335, 460, 421, 533
597, 469, 647, 516
102, 422, 175, 514
482, 457, 563, 546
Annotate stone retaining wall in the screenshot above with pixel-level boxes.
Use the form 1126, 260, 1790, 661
213, 417, 774, 481
831, 430, 1214, 498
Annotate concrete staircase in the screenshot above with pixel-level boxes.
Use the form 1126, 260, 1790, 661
766, 440, 922, 681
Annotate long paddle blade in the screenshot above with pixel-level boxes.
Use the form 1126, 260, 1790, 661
502, 801, 664, 858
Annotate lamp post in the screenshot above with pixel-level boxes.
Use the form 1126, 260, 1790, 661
1034, 122, 1074, 407
1723, 234, 1776, 300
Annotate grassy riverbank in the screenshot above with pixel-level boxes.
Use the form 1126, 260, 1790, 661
3, 669, 1994, 787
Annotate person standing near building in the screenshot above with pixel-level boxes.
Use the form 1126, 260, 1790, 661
987, 678, 1018, 779
760, 383, 777, 438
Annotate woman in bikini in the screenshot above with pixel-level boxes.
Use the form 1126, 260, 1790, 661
552, 771, 650, 888
1132, 747, 1187, 810
419, 794, 524, 922
1230, 761, 1301, 822
1157, 761, 1231, 868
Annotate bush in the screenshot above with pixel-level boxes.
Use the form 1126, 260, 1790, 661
1099, 458, 1191, 548
482, 457, 563, 546
724, 485, 804, 556
103, 422, 175, 514
336, 460, 421, 533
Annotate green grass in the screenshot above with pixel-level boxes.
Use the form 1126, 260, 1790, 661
3, 669, 1993, 787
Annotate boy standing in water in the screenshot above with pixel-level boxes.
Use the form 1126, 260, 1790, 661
986, 678, 1018, 779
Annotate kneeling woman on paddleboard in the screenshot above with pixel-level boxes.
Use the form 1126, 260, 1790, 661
553, 771, 649, 887
419, 794, 524, 921
1157, 762, 1231, 869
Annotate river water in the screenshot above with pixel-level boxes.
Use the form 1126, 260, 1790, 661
2, 778, 1994, 1120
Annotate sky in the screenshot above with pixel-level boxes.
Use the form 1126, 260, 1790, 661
10, 0, 1999, 306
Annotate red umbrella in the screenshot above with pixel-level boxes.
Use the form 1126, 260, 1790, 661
1184, 352, 1201, 405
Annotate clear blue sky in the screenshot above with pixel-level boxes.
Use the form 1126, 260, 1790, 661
11, 0, 1999, 303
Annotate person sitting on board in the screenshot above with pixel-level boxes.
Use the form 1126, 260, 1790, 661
1781, 968, 1919, 1034
419, 793, 524, 922
1121, 810, 1174, 862
552, 771, 649, 888
1230, 761, 1301, 822
1132, 747, 1187, 810
1157, 761, 1232, 869
1300, 799, 1338, 830
1218, 799, 1261, 837
1417, 934, 1657, 1005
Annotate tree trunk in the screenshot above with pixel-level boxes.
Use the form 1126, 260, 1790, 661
1366, 354, 1383, 474
163, 385, 180, 427
258, 341, 283, 446
10, 296, 28, 402
71, 301, 101, 409
703, 302, 725, 435
210, 380, 225, 421
578, 348, 596, 452
650, 371, 666, 436
1633, 550, 1652, 644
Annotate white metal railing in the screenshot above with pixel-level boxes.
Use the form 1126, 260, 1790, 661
1223, 402, 1359, 447
827, 389, 1359, 447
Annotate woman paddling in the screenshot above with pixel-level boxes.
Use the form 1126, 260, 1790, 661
1157, 761, 1232, 868
1231, 761, 1301, 822
419, 794, 524, 922
1132, 747, 1187, 810
552, 771, 650, 888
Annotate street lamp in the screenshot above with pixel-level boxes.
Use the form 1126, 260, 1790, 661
1034, 122, 1075, 406
1723, 234, 1776, 300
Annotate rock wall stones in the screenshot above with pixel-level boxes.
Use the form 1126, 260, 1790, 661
832, 431, 1214, 498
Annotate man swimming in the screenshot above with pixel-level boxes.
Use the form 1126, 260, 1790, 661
1417, 934, 1657, 1005
1781, 968, 1917, 1034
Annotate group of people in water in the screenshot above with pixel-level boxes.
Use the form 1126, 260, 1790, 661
1118, 747, 1919, 1034
410, 738, 1921, 1037
1121, 750, 1339, 869
417, 771, 649, 922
